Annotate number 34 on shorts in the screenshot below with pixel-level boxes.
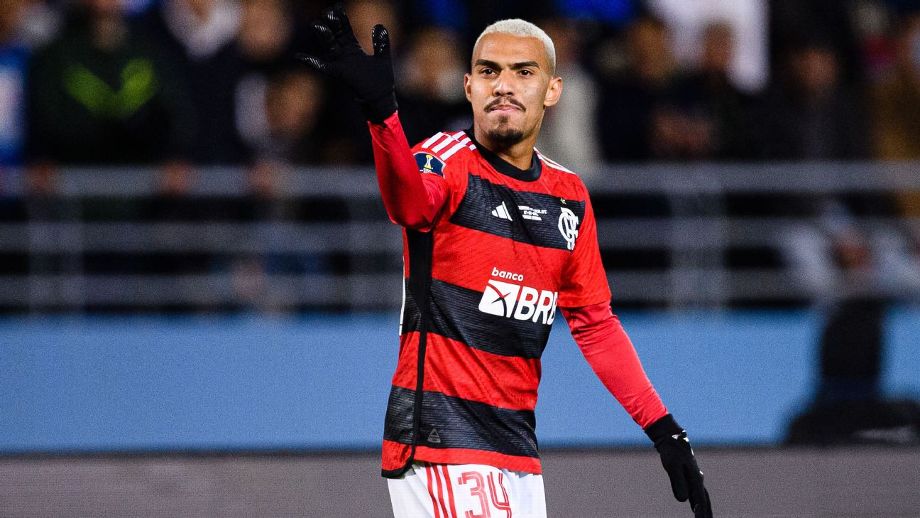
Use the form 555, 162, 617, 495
387, 463, 547, 518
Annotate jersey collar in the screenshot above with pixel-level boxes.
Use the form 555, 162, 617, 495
464, 129, 542, 182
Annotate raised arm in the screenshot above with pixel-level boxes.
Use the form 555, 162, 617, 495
298, 6, 447, 229
368, 114, 448, 229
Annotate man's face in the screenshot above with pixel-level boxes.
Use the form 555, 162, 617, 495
464, 32, 561, 148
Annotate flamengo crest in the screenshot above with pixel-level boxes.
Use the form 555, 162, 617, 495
558, 207, 579, 250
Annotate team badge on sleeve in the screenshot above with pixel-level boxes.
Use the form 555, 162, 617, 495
414, 152, 445, 176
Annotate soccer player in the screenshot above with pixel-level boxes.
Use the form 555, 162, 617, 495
300, 6, 713, 517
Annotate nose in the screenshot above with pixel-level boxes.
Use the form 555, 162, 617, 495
492, 69, 515, 96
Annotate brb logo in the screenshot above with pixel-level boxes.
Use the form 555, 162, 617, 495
478, 267, 557, 325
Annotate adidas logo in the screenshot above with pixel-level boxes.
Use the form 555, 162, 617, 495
491, 202, 512, 221
427, 428, 441, 444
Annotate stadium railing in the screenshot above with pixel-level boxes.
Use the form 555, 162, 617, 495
1, 162, 919, 312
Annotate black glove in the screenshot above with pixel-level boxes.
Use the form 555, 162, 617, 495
644, 414, 713, 517
296, 4, 397, 123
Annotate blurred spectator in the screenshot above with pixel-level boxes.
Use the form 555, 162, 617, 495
872, 12, 920, 161
595, 14, 743, 162
664, 22, 757, 160
236, 0, 292, 68
0, 0, 30, 169
396, 26, 469, 146
757, 39, 868, 160
595, 15, 680, 161
854, 0, 899, 79
535, 18, 601, 175
234, 0, 301, 161
770, 0, 865, 88
786, 294, 920, 445
873, 11, 920, 231
27, 0, 195, 166
248, 69, 326, 164
647, 0, 769, 92
139, 0, 248, 164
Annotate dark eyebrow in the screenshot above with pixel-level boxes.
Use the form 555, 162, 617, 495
510, 61, 541, 70
473, 59, 541, 70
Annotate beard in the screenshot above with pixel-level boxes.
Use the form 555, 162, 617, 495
485, 118, 525, 147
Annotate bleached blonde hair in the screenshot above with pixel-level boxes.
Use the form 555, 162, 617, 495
473, 19, 556, 75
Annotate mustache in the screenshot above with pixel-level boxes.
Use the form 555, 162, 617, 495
485, 97, 525, 111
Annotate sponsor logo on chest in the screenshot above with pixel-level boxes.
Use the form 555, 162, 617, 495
518, 205, 547, 221
478, 267, 557, 325
488, 203, 549, 222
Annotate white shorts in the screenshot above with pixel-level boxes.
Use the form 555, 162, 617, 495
387, 462, 546, 518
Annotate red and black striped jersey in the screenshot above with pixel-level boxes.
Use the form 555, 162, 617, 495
381, 128, 611, 477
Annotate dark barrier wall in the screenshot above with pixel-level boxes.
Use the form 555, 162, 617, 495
2, 309, 919, 452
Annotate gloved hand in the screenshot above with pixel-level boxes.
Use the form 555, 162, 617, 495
644, 414, 713, 517
296, 4, 397, 123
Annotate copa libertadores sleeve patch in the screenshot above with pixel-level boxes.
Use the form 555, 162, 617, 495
414, 152, 445, 176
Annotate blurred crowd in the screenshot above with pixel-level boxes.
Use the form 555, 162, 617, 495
0, 0, 919, 169
2, 0, 920, 313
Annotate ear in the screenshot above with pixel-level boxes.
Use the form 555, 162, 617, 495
544, 76, 563, 108
464, 73, 472, 103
